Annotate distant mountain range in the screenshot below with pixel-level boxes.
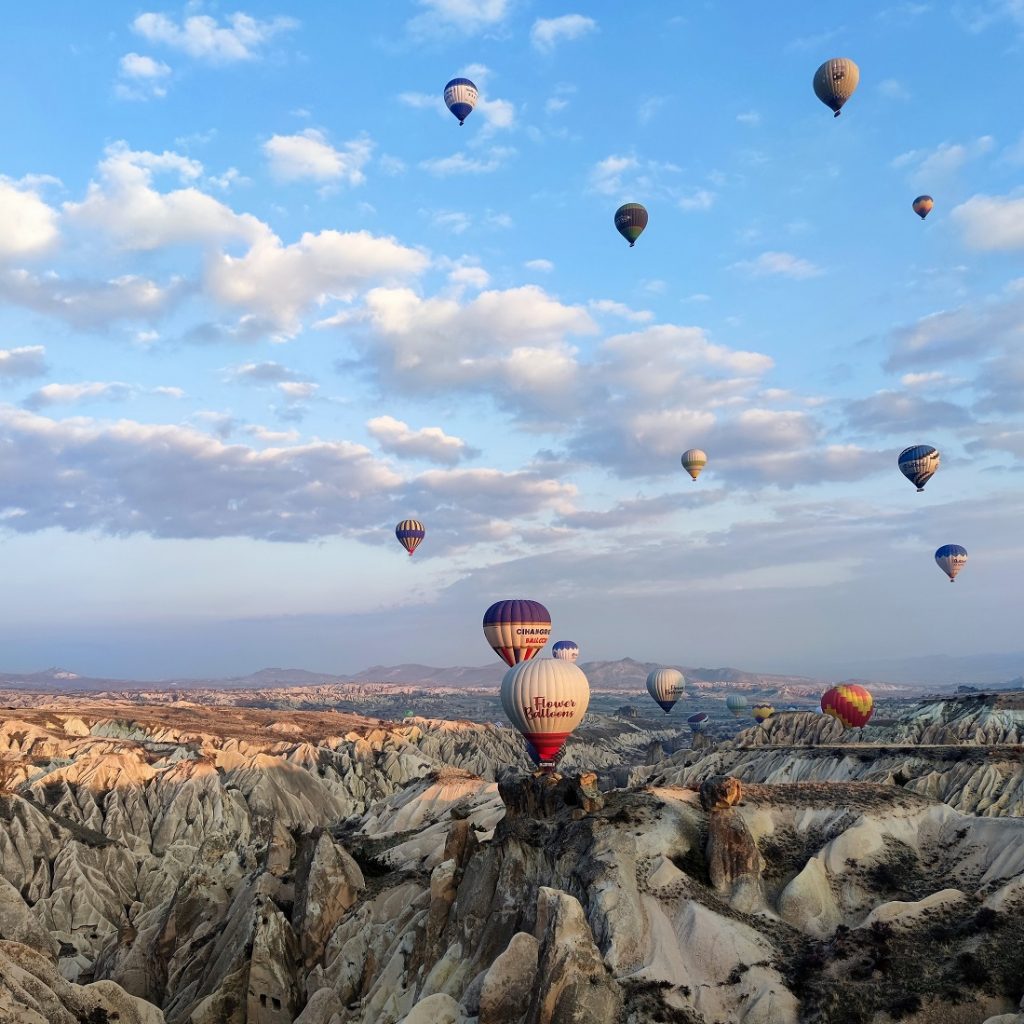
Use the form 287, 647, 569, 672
1, 651, 1020, 693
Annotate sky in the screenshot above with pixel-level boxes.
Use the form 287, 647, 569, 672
0, 0, 1022, 680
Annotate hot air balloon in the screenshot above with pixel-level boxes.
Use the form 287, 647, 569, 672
395, 519, 425, 556
687, 712, 710, 734
752, 702, 774, 723
647, 668, 685, 714
483, 600, 552, 666
898, 445, 940, 492
501, 658, 590, 767
444, 77, 478, 125
935, 544, 968, 583
820, 684, 874, 728
726, 693, 748, 717
912, 195, 934, 220
552, 640, 580, 662
681, 449, 707, 481
614, 203, 648, 247
813, 58, 859, 117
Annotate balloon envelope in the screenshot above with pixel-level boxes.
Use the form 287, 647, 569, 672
813, 57, 859, 116
820, 684, 874, 728
395, 519, 425, 556
501, 658, 590, 765
647, 668, 685, 714
912, 195, 934, 220
443, 77, 478, 124
898, 445, 940, 492
726, 694, 748, 717
483, 600, 552, 666
752, 702, 774, 723
681, 449, 707, 481
551, 640, 580, 662
614, 203, 648, 246
687, 712, 710, 734
935, 544, 968, 583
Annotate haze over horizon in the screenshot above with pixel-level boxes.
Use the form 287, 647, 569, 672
1, 2, 1023, 678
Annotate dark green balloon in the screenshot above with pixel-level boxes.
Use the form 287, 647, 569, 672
614, 203, 648, 247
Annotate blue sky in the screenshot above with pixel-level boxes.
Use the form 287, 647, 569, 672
0, 1, 1022, 679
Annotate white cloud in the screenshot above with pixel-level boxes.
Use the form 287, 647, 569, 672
679, 188, 715, 211
0, 269, 179, 328
206, 229, 429, 333
428, 210, 472, 234
247, 425, 300, 444
420, 147, 515, 176
408, 0, 510, 36
0, 179, 59, 260
736, 110, 761, 125
891, 136, 995, 186
263, 130, 373, 185
952, 193, 1024, 249
525, 259, 554, 272
877, 78, 910, 100
116, 52, 172, 100
228, 361, 306, 385
64, 142, 264, 250
531, 14, 597, 51
132, 11, 297, 63
277, 381, 318, 400
24, 381, 133, 408
589, 155, 639, 196
447, 265, 490, 290
0, 346, 47, 380
637, 96, 668, 124
366, 415, 475, 464
589, 299, 653, 323
900, 370, 956, 387
731, 251, 823, 279
153, 385, 185, 398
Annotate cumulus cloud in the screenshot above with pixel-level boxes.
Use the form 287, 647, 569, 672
366, 415, 475, 464
588, 299, 653, 323
263, 130, 373, 185
891, 136, 994, 186
420, 147, 515, 176
407, 0, 510, 36
731, 251, 823, 279
23, 381, 134, 409
206, 229, 429, 333
0, 179, 59, 260
531, 14, 597, 51
952, 193, 1024, 250
64, 142, 265, 250
843, 390, 972, 435
0, 269, 181, 328
116, 52, 172, 100
589, 155, 639, 196
132, 10, 297, 63
0, 346, 47, 380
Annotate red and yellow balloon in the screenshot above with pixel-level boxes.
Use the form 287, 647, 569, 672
820, 684, 873, 728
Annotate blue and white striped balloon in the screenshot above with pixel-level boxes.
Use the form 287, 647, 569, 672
935, 544, 968, 583
444, 78, 478, 125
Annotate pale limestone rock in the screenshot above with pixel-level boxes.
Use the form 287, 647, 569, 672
646, 855, 684, 890
778, 856, 840, 937
400, 991, 464, 1024
479, 931, 538, 1024
294, 987, 343, 1024
0, 876, 57, 958
859, 887, 967, 928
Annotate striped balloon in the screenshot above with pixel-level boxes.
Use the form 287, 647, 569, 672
820, 684, 874, 728
935, 544, 968, 583
726, 693, 748, 717
395, 519, 425, 556
614, 203, 648, 247
483, 600, 552, 667
646, 668, 685, 714
501, 658, 590, 766
752, 702, 774, 723
813, 58, 859, 117
443, 77, 478, 125
898, 445, 940, 492
912, 195, 934, 220
681, 449, 708, 481
687, 712, 710, 734
551, 640, 579, 662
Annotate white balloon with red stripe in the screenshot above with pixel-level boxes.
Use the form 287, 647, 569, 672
501, 658, 590, 766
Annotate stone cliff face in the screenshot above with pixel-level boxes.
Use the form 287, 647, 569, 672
0, 697, 1023, 1023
